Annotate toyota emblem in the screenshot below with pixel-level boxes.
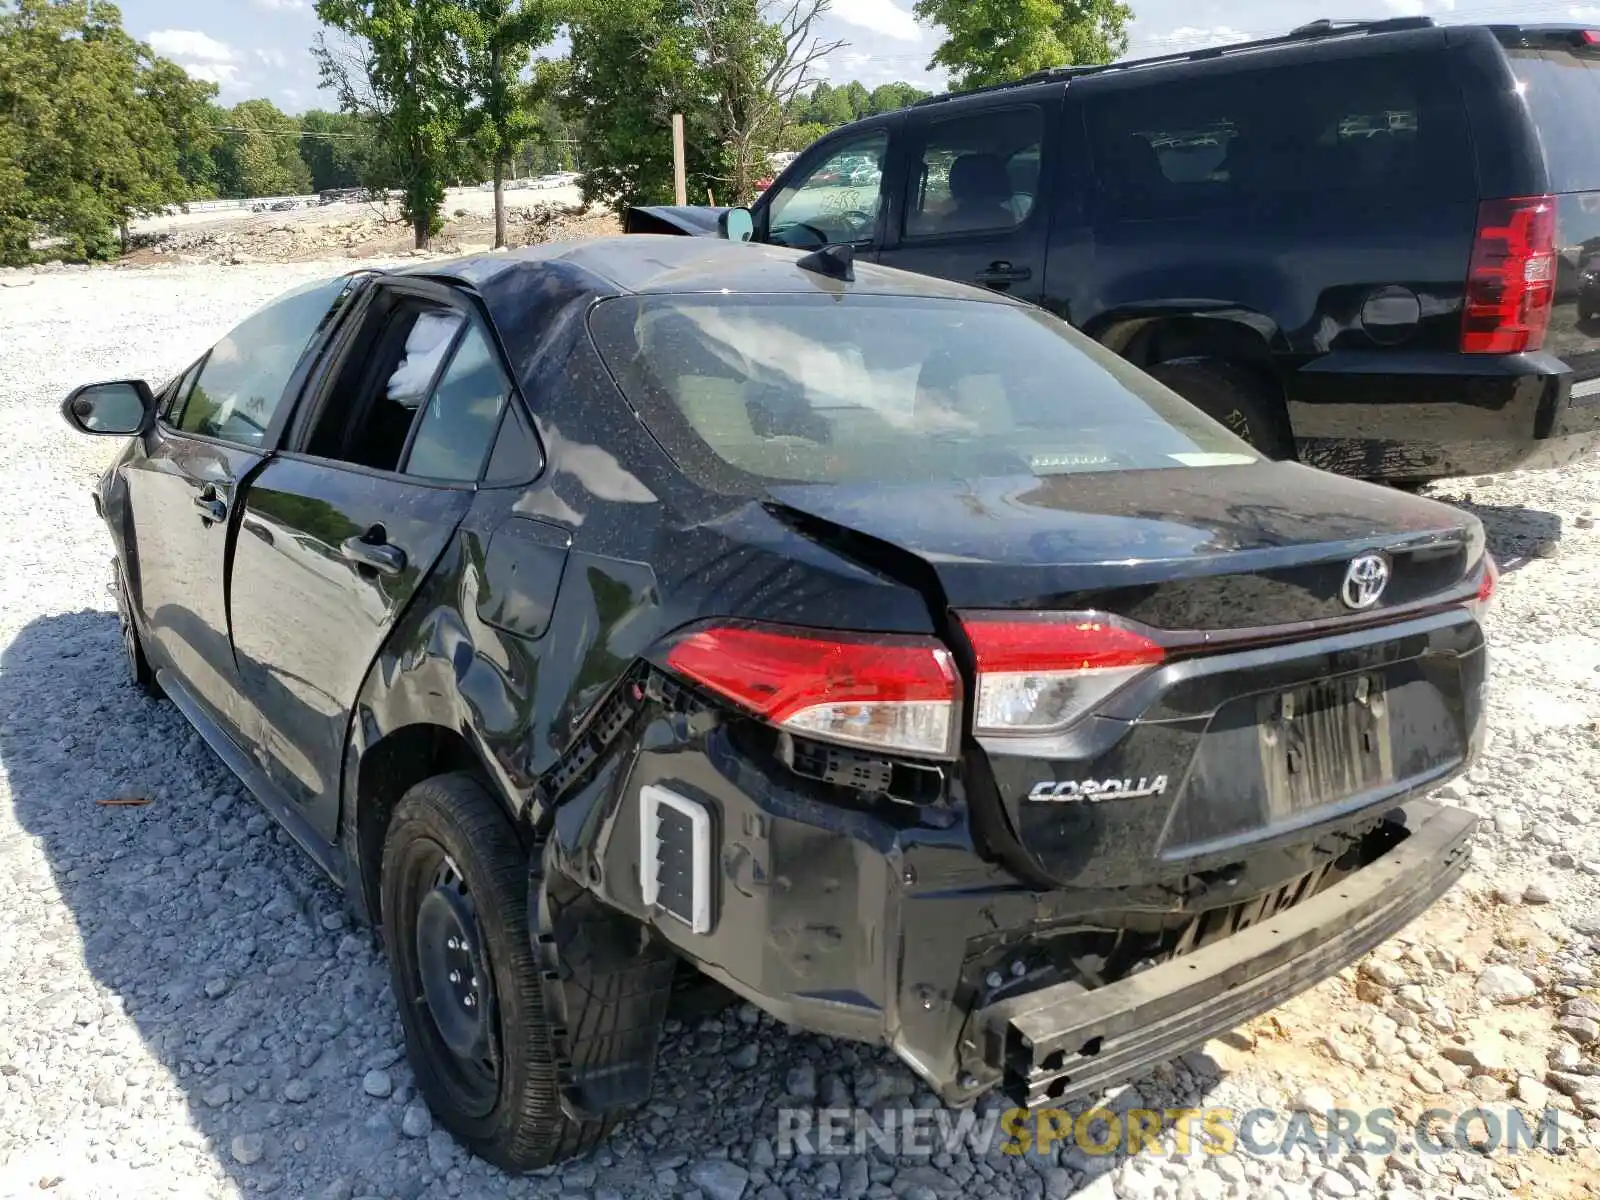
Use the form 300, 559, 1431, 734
1342, 553, 1390, 610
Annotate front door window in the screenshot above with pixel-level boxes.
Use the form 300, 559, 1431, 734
765, 131, 889, 249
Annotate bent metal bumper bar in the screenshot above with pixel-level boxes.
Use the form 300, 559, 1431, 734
979, 801, 1479, 1107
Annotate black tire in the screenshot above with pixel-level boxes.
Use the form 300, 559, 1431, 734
381, 772, 613, 1171
115, 575, 161, 698
1145, 358, 1296, 459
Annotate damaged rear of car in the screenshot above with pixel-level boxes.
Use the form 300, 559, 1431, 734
538, 260, 1485, 1128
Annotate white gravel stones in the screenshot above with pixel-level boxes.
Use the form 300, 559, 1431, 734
401, 1100, 432, 1138
361, 1068, 393, 1098
1475, 963, 1539, 1003
1, 264, 1597, 1198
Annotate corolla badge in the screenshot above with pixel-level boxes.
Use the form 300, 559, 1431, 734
1028, 776, 1169, 803
1341, 553, 1390, 610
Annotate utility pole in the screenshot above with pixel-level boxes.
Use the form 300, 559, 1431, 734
672, 114, 687, 206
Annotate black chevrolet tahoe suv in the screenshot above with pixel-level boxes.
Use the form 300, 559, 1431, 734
632, 17, 1600, 484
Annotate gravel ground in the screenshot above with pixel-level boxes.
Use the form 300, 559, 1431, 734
0, 263, 1597, 1200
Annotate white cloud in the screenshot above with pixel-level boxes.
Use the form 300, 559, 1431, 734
252, 0, 311, 11
148, 29, 236, 63
828, 0, 922, 42
256, 48, 288, 69
1571, 5, 1600, 20
1131, 25, 1252, 54
1380, 0, 1456, 15
148, 29, 243, 89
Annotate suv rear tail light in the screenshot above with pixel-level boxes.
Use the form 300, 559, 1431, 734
1461, 196, 1556, 354
664, 623, 959, 758
961, 613, 1166, 735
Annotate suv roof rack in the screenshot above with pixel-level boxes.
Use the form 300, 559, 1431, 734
912, 15, 1436, 107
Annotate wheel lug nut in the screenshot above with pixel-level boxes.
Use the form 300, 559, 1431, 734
985, 970, 1003, 989
463, 995, 476, 1008
449, 971, 461, 984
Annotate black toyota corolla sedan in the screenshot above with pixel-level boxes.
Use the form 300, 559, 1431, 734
63, 236, 1488, 1170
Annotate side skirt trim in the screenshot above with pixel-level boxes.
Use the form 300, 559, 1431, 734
158, 669, 346, 886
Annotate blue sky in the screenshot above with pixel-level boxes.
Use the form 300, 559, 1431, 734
123, 0, 1600, 114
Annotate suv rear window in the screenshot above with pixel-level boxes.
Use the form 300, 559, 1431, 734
588, 294, 1257, 488
1086, 52, 1473, 219
1504, 49, 1600, 194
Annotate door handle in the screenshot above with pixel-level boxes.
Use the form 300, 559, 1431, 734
192, 486, 227, 524
976, 261, 1032, 286
340, 529, 407, 576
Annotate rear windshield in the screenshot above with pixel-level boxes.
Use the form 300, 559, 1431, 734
1085, 51, 1473, 220
1505, 48, 1600, 194
587, 294, 1257, 488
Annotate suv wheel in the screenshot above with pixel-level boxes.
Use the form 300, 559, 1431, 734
381, 772, 614, 1171
1145, 358, 1295, 459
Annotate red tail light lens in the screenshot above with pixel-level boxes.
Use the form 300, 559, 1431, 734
961, 613, 1166, 735
1470, 554, 1499, 621
1461, 196, 1556, 354
664, 623, 958, 758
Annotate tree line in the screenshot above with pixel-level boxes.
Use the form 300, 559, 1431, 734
0, 0, 1132, 265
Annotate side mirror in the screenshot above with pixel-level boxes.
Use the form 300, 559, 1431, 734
61, 380, 155, 436
720, 208, 755, 243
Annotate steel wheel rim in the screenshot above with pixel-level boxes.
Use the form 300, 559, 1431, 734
411, 850, 500, 1113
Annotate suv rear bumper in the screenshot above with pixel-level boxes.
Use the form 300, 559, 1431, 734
1287, 351, 1600, 479
980, 800, 1477, 1107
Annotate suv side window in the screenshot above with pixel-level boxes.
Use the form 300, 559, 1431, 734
1085, 52, 1472, 220
905, 107, 1044, 239
170, 275, 350, 447
765, 130, 889, 248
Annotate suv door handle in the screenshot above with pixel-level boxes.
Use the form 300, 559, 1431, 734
192, 486, 227, 524
340, 529, 406, 575
976, 261, 1033, 285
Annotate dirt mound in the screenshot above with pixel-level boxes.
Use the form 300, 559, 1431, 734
121, 201, 622, 266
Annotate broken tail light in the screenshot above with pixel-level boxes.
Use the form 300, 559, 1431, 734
1469, 554, 1499, 622
1461, 196, 1556, 354
961, 613, 1166, 735
664, 622, 959, 758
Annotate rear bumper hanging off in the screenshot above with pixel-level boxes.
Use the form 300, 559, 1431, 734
977, 800, 1478, 1107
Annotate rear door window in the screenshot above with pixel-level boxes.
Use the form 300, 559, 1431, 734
1085, 52, 1473, 220
905, 107, 1044, 239
1504, 49, 1600, 194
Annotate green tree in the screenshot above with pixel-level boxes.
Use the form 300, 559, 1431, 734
213, 99, 312, 198
912, 0, 1132, 88
140, 57, 222, 198
314, 0, 472, 247
298, 109, 380, 191
0, 0, 189, 263
561, 0, 711, 211
564, 0, 839, 210
867, 81, 929, 114
461, 0, 557, 248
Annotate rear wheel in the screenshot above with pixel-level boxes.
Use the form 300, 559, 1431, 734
381, 773, 614, 1171
1145, 358, 1295, 459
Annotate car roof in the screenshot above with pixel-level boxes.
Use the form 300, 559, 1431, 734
403, 235, 1024, 305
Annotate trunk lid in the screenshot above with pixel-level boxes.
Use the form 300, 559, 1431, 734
769, 462, 1486, 889
766, 461, 1480, 626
